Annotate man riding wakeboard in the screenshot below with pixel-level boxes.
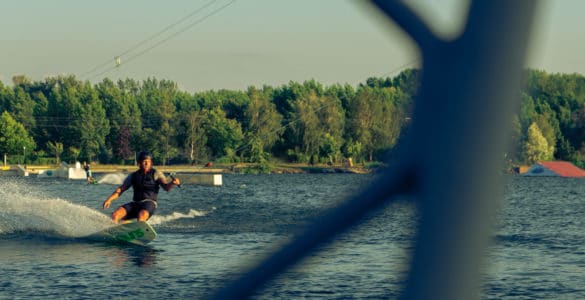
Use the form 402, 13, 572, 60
102, 151, 180, 223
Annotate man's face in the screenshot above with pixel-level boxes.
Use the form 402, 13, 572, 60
139, 158, 152, 172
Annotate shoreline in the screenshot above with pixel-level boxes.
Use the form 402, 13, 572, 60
9, 162, 373, 175
93, 163, 372, 175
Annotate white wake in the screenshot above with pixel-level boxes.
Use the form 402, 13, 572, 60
149, 209, 206, 225
0, 181, 112, 237
97, 173, 126, 185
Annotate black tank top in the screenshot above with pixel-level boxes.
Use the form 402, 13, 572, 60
131, 169, 160, 201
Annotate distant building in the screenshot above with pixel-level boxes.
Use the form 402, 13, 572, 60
523, 161, 585, 177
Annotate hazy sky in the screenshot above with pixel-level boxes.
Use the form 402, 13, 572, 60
1, 0, 584, 92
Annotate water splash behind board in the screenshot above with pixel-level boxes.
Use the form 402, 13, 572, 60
0, 181, 112, 237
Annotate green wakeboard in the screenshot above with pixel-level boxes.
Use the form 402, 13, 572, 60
90, 221, 157, 246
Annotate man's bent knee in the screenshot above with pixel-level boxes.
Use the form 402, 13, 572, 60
112, 208, 127, 223
138, 210, 150, 221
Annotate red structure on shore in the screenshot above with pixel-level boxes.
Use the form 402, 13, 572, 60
524, 161, 585, 177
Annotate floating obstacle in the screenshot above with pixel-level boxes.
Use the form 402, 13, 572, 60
37, 162, 86, 180
176, 173, 222, 186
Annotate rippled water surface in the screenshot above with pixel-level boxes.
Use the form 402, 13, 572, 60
0, 174, 583, 299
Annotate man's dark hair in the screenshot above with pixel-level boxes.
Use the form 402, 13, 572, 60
137, 151, 152, 162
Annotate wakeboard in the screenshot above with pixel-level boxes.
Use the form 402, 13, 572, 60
90, 221, 157, 246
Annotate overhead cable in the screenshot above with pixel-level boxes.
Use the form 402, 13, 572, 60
81, 0, 236, 81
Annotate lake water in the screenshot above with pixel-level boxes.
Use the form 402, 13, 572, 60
0, 174, 584, 299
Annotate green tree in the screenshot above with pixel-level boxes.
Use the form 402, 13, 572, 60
571, 103, 585, 157
508, 115, 524, 163
0, 82, 12, 111
180, 110, 208, 164
291, 90, 321, 161
325, 83, 356, 118
132, 128, 159, 162
343, 139, 363, 163
219, 89, 249, 123
318, 93, 345, 163
6, 86, 36, 131
392, 68, 421, 99
46, 141, 64, 165
319, 133, 340, 164
43, 75, 85, 153
116, 126, 133, 163
347, 86, 406, 162
12, 75, 32, 87
30, 89, 50, 152
79, 82, 110, 161
532, 113, 557, 158
524, 122, 553, 164
69, 146, 80, 163
0, 111, 35, 162
205, 107, 243, 161
137, 78, 177, 165
97, 78, 141, 162
175, 92, 208, 163
243, 87, 283, 162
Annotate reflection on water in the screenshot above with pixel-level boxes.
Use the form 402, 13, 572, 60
0, 235, 160, 268
110, 245, 161, 267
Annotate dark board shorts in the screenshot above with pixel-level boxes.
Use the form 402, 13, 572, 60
121, 200, 157, 220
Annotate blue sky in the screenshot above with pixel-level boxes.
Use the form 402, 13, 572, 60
1, 0, 584, 92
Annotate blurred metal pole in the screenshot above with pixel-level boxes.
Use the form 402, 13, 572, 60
210, 1, 539, 299
372, 1, 539, 299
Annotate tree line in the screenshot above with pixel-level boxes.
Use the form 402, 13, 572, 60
0, 69, 583, 169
